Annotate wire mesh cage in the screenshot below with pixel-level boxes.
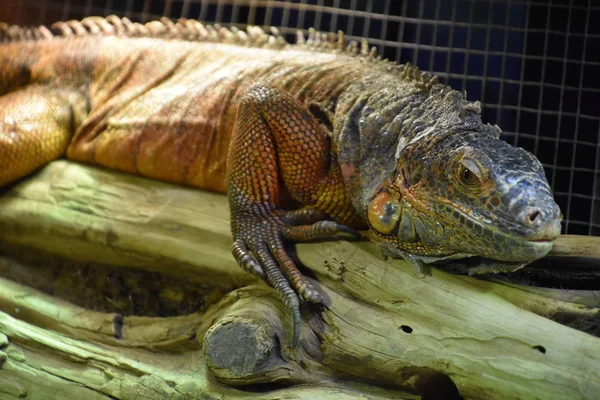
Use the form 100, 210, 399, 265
2, 0, 599, 236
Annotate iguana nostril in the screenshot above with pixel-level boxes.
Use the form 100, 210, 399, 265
520, 207, 543, 226
528, 210, 540, 223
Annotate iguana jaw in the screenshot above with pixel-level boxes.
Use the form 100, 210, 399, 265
433, 199, 560, 262
372, 220, 556, 276
367, 188, 560, 267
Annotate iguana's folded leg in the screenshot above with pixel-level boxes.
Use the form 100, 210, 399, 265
0, 85, 85, 186
227, 83, 358, 345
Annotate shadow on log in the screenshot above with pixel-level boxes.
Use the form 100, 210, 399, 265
0, 160, 598, 399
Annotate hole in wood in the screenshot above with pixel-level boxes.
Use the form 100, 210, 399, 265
113, 315, 124, 339
533, 345, 546, 354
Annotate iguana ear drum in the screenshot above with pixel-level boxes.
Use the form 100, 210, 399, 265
368, 191, 401, 235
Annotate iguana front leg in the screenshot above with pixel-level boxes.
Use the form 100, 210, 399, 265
0, 86, 85, 186
227, 84, 358, 346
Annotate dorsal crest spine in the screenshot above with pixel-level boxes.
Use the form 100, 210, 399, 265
0, 15, 442, 90
0, 15, 380, 58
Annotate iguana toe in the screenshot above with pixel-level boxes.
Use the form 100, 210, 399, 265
282, 220, 360, 241
232, 239, 266, 279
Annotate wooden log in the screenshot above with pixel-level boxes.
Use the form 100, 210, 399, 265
0, 160, 598, 399
0, 259, 412, 400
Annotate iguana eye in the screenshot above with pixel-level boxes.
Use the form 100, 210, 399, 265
457, 158, 483, 188
461, 167, 477, 185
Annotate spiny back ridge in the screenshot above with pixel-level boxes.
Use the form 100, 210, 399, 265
0, 16, 289, 49
0, 15, 377, 56
0, 15, 441, 89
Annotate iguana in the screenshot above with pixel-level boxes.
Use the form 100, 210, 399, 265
0, 16, 562, 345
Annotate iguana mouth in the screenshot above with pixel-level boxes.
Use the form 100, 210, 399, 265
430, 204, 559, 263
524, 239, 554, 250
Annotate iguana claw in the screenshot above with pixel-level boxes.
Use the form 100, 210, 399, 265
231, 207, 358, 346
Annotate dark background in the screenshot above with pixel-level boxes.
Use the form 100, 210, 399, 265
2, 0, 599, 235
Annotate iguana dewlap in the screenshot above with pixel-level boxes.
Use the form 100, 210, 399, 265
0, 17, 562, 345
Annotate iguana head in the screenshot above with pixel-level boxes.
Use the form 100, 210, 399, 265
335, 75, 561, 270
366, 128, 562, 265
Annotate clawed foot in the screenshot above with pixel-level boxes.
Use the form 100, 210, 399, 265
231, 207, 359, 346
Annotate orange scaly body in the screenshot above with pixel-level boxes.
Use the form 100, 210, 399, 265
0, 17, 562, 346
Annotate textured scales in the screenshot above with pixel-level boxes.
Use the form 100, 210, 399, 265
0, 16, 562, 346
